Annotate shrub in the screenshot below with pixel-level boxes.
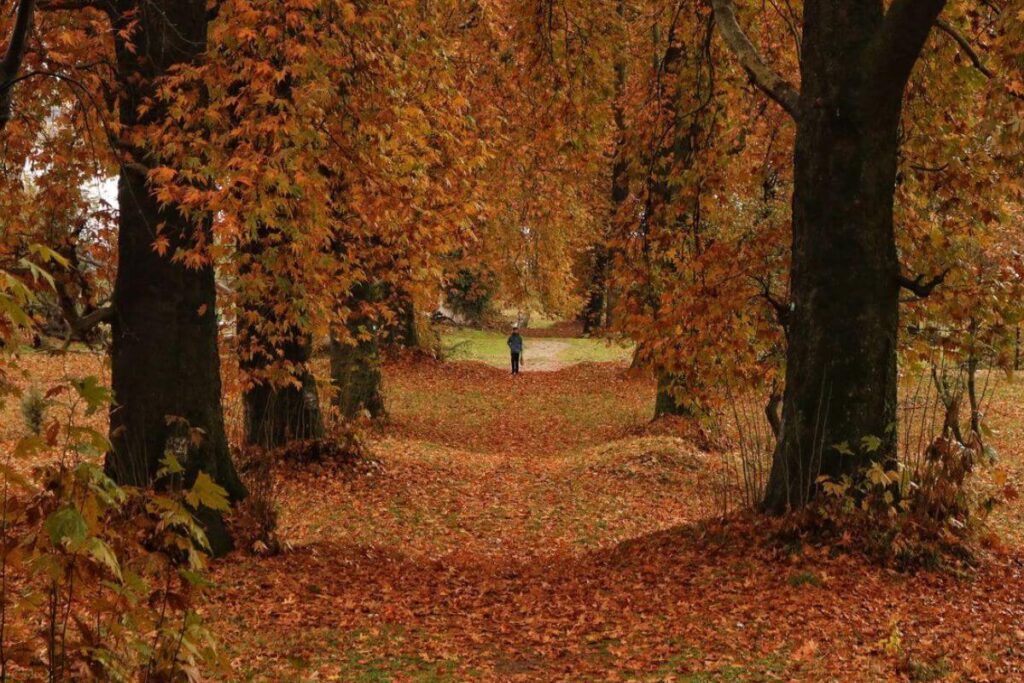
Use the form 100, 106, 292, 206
19, 384, 47, 435
1, 376, 228, 680
802, 433, 1002, 569
445, 267, 498, 325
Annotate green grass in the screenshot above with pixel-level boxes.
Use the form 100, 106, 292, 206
234, 625, 467, 682
788, 571, 824, 588
440, 327, 633, 367
558, 337, 634, 364
441, 328, 512, 365
644, 642, 788, 682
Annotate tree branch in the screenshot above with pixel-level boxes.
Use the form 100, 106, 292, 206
66, 302, 113, 334
710, 0, 800, 119
934, 19, 994, 79
754, 275, 791, 330
898, 267, 951, 298
0, 0, 37, 131
870, 0, 949, 103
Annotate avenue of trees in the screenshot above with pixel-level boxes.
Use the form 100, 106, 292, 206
0, 0, 1022, 672
2, 0, 1024, 675
2, 0, 1023, 533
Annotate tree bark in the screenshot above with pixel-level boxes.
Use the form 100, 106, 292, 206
640, 18, 714, 421
0, 0, 36, 131
581, 246, 608, 335
105, 0, 244, 554
583, 0, 629, 335
330, 284, 385, 420
721, 0, 949, 512
330, 330, 385, 420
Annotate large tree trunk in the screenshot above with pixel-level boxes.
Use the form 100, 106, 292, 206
386, 293, 438, 357
640, 19, 713, 421
106, 0, 244, 554
758, 0, 945, 512
242, 333, 323, 449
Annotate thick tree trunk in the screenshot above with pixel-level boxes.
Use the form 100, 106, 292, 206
242, 334, 323, 449
395, 298, 421, 348
595, 1, 629, 334
761, 0, 944, 512
106, 0, 244, 554
764, 123, 902, 510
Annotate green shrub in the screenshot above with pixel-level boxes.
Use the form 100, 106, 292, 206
20, 384, 47, 435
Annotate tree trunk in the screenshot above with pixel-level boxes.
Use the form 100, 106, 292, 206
966, 351, 981, 437
330, 329, 385, 420
760, 0, 945, 512
654, 373, 694, 418
765, 389, 783, 441
0, 0, 35, 132
597, 0, 629, 333
331, 283, 385, 419
106, 0, 244, 555
581, 246, 608, 335
242, 334, 323, 449
386, 295, 438, 357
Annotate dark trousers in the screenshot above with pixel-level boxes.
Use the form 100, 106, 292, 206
511, 352, 520, 374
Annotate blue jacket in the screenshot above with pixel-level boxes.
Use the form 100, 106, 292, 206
507, 333, 523, 354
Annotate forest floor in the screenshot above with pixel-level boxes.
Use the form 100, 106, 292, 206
5, 332, 1024, 681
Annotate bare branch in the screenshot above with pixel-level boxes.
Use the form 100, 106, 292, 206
899, 266, 952, 298
61, 302, 113, 337
754, 275, 791, 330
934, 19, 994, 79
710, 0, 800, 119
909, 161, 949, 173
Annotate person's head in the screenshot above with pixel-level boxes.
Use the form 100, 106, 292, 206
512, 325, 519, 334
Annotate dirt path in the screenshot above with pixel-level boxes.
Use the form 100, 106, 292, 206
518, 339, 571, 372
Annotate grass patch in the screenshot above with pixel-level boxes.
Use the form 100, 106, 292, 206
558, 337, 634, 364
788, 571, 824, 588
646, 644, 787, 682
233, 625, 466, 682
441, 328, 512, 365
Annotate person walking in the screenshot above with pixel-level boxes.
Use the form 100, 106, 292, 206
507, 324, 524, 375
